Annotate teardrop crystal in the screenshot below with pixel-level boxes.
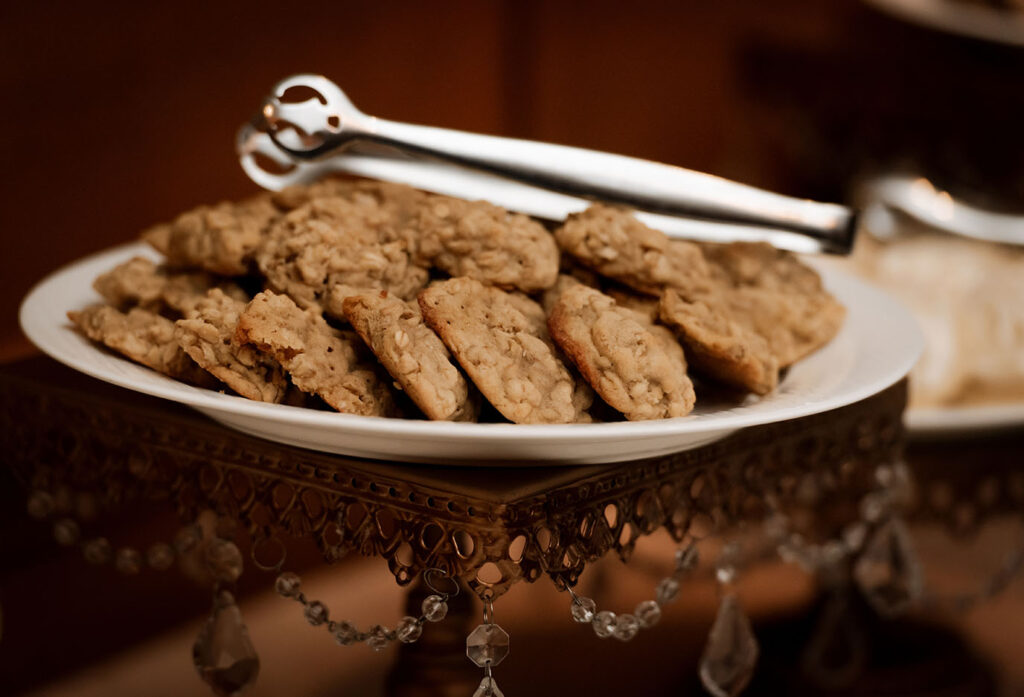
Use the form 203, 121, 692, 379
800, 590, 866, 688
699, 595, 758, 697
193, 591, 260, 697
853, 518, 923, 617
472, 675, 505, 697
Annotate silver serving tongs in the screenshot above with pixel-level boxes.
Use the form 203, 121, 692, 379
237, 74, 858, 255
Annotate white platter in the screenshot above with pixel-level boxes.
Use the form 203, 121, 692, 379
864, 0, 1024, 47
19, 243, 924, 465
906, 402, 1024, 438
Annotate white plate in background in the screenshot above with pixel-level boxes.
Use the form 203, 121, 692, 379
865, 0, 1024, 47
907, 402, 1024, 438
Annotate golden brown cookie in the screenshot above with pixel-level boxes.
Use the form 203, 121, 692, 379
541, 274, 585, 315
697, 242, 846, 366
342, 292, 478, 421
143, 195, 279, 275
92, 256, 248, 315
256, 196, 428, 316
68, 305, 215, 386
413, 197, 560, 292
418, 278, 591, 424
549, 285, 695, 420
235, 291, 397, 416
659, 289, 778, 395
175, 289, 288, 403
554, 204, 710, 296
604, 285, 661, 323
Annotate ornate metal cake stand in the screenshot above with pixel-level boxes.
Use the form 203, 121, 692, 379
1, 356, 911, 696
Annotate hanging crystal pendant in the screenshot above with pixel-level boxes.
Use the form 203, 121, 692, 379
853, 517, 923, 617
466, 624, 510, 667
800, 589, 866, 688
193, 590, 260, 697
699, 594, 759, 697
472, 675, 505, 697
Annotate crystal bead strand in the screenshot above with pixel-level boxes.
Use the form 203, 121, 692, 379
928, 537, 1024, 612
25, 490, 257, 697
699, 541, 758, 697
273, 568, 455, 651
568, 538, 700, 641
765, 461, 925, 617
467, 598, 509, 697
26, 489, 217, 575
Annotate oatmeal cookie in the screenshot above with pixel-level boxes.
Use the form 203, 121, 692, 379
541, 274, 584, 315
235, 291, 396, 416
256, 196, 428, 315
503, 286, 597, 414
505, 291, 550, 339
659, 289, 778, 395
342, 292, 478, 421
549, 285, 695, 420
697, 242, 846, 366
174, 289, 288, 403
273, 179, 425, 221
554, 204, 711, 296
93, 257, 169, 310
68, 305, 215, 386
604, 285, 661, 323
414, 197, 559, 292
418, 277, 591, 424
93, 256, 249, 315
143, 195, 279, 275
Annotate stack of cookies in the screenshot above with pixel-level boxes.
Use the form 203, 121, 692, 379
69, 179, 845, 424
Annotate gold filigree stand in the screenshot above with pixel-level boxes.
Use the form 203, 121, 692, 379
0, 357, 906, 602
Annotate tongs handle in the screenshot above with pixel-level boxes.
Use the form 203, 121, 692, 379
247, 74, 857, 254
369, 120, 855, 246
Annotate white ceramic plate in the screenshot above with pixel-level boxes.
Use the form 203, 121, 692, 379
906, 403, 1024, 438
19, 243, 924, 465
864, 0, 1024, 47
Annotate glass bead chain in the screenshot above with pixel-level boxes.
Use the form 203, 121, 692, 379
922, 527, 1024, 612
273, 570, 452, 651
763, 462, 922, 617
25, 488, 235, 577
567, 539, 699, 641
763, 461, 916, 575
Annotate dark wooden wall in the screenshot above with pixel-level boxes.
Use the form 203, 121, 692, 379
3, 0, 1022, 359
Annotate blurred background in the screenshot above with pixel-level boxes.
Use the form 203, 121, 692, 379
2, 1, 1024, 695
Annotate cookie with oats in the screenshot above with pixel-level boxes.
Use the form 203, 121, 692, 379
342, 292, 478, 422
659, 289, 779, 395
549, 285, 695, 420
554, 203, 710, 297
174, 289, 288, 403
143, 195, 279, 276
418, 277, 591, 424
697, 242, 846, 366
414, 197, 559, 292
235, 290, 397, 416
68, 305, 215, 387
94, 256, 249, 316
255, 196, 428, 316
